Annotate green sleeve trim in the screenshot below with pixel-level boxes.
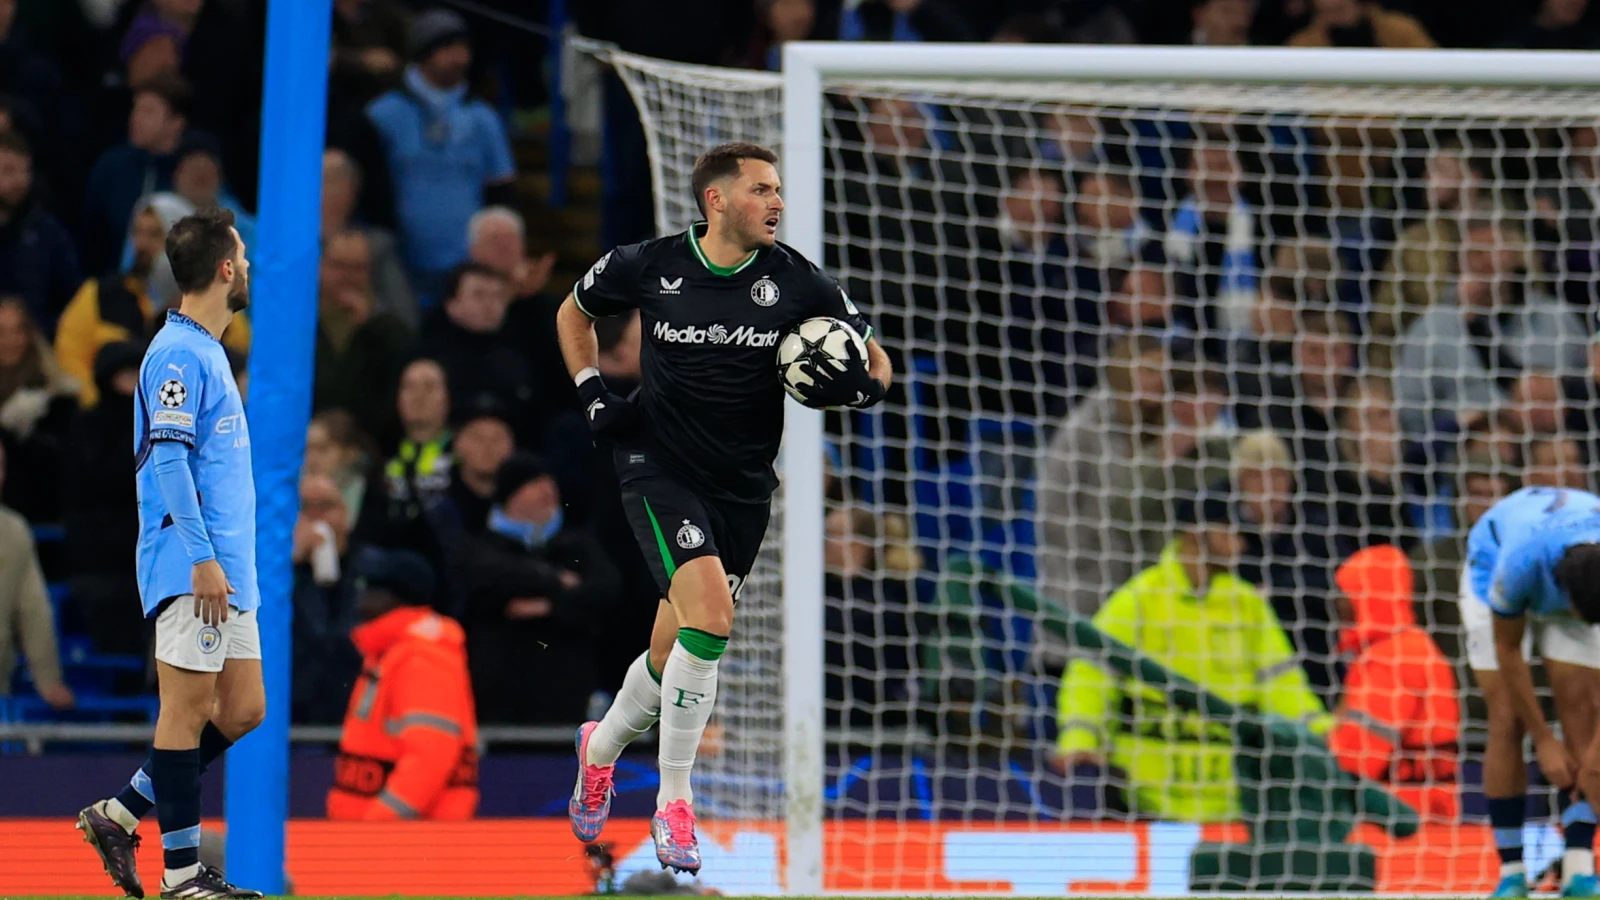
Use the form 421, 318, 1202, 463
641, 496, 677, 582
678, 627, 730, 661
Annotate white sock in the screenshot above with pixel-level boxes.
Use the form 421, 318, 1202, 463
1566, 849, 1595, 879
587, 651, 662, 766
103, 798, 139, 834
162, 863, 201, 887
656, 640, 719, 808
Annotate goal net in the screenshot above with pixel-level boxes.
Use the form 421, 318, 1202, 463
603, 43, 1600, 895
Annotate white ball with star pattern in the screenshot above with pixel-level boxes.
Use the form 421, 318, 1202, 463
776, 316, 867, 408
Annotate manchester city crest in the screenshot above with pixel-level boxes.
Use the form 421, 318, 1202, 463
197, 625, 222, 654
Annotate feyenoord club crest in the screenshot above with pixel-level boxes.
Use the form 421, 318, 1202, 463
750, 277, 780, 307
158, 379, 187, 409
677, 520, 706, 549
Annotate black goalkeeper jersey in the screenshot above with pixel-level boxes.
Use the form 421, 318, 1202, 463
573, 224, 873, 504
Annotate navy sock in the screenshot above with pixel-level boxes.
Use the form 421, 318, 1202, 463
116, 724, 234, 821
1561, 793, 1597, 853
150, 748, 202, 872
1489, 796, 1527, 866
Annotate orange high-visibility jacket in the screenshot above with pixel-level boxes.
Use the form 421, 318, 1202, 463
1328, 545, 1461, 821
327, 606, 480, 820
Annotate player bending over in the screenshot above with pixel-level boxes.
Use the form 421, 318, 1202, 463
1465, 486, 1600, 898
77, 209, 264, 900
557, 142, 891, 873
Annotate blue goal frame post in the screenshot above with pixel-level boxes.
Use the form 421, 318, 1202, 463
226, 0, 331, 891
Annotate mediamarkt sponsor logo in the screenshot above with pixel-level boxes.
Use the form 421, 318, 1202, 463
653, 320, 780, 347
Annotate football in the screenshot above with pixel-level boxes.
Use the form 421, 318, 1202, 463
776, 316, 868, 408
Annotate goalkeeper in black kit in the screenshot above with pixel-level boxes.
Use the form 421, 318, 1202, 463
557, 141, 891, 873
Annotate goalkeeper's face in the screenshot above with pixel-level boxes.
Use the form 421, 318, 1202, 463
716, 159, 784, 251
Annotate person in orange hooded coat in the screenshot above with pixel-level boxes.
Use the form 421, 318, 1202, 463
328, 548, 479, 820
1329, 544, 1461, 820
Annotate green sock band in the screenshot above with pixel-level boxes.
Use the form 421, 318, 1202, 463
677, 628, 729, 661
645, 654, 662, 685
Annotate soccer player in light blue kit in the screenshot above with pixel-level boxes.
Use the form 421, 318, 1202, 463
76, 209, 265, 900
1464, 486, 1600, 898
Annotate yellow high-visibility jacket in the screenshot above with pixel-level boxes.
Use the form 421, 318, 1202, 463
1057, 542, 1332, 822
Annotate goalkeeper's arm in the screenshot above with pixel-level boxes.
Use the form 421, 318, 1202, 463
556, 293, 636, 438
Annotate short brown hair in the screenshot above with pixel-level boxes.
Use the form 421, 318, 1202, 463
166, 208, 238, 295
134, 72, 192, 118
691, 142, 778, 219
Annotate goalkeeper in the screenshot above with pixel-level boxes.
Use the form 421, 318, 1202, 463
554, 142, 892, 874
1054, 493, 1331, 822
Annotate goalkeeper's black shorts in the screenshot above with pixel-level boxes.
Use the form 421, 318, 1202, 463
616, 451, 771, 603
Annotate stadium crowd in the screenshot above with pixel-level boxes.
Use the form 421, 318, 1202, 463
3, 0, 1600, 827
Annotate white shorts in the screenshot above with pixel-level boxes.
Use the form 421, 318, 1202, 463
1459, 564, 1600, 671
154, 597, 261, 673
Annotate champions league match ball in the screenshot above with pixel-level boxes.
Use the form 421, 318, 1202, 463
777, 316, 868, 408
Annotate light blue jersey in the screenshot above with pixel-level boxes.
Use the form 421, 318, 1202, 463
134, 311, 257, 616
1466, 486, 1600, 618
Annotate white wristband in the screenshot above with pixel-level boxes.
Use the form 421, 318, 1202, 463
575, 367, 601, 387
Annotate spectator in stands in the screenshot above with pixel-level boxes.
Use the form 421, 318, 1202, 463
1190, 0, 1258, 44
80, 73, 187, 275
328, 547, 479, 821
824, 506, 917, 729
1369, 139, 1484, 372
1232, 240, 1337, 379
291, 473, 363, 724
1524, 435, 1590, 490
838, 0, 984, 42
1394, 218, 1588, 442
1501, 0, 1597, 49
1328, 544, 1461, 821
119, 0, 187, 88
1053, 490, 1330, 821
0, 130, 80, 335
1229, 429, 1340, 697
0, 0, 78, 193
366, 8, 516, 302
1286, 0, 1436, 47
0, 438, 72, 709
140, 130, 256, 259
1534, 126, 1600, 308
377, 357, 454, 607
457, 453, 619, 725
58, 197, 251, 408
1101, 243, 1199, 344
1041, 336, 1229, 618
1166, 136, 1260, 336
467, 206, 555, 303
304, 409, 381, 542
313, 229, 413, 448
1236, 309, 1355, 495
1332, 377, 1419, 557
322, 149, 415, 326
417, 263, 537, 444
737, 0, 820, 69
973, 166, 1076, 418
330, 0, 410, 108
0, 296, 76, 522
445, 396, 515, 538
63, 341, 146, 660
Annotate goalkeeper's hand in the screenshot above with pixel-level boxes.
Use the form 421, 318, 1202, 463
577, 373, 638, 440
797, 342, 887, 409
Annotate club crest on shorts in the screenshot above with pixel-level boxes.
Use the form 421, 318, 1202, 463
197, 625, 222, 654
677, 520, 706, 550
750, 277, 780, 307
157, 379, 188, 409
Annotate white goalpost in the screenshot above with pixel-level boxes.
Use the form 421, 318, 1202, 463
598, 39, 1600, 896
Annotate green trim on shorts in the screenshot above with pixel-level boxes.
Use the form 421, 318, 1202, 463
645, 654, 662, 685
641, 496, 678, 581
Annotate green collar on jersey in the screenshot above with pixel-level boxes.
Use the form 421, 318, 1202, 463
688, 222, 759, 277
